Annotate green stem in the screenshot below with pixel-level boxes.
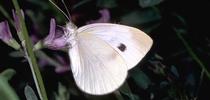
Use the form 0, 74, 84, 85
0, 5, 15, 27
174, 28, 210, 79
194, 69, 204, 100
35, 50, 63, 68
11, 0, 48, 100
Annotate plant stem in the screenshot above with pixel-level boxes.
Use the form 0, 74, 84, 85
194, 69, 204, 100
174, 28, 210, 79
11, 0, 48, 100
35, 50, 63, 68
0, 5, 15, 27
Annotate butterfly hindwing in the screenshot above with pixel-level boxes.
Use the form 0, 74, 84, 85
68, 32, 128, 95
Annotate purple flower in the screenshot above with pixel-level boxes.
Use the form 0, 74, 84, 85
0, 21, 13, 43
86, 9, 110, 24
43, 18, 68, 50
55, 66, 70, 74
38, 54, 70, 74
0, 21, 20, 50
54, 55, 70, 74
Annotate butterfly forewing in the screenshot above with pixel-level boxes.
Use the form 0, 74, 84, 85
77, 23, 153, 69
68, 32, 128, 95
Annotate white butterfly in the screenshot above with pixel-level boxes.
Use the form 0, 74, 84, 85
64, 22, 153, 95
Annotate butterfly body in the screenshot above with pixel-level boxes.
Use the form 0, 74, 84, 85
66, 23, 153, 95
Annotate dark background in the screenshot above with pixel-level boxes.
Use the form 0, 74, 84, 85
0, 0, 210, 100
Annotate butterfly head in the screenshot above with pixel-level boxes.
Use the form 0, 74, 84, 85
65, 22, 77, 35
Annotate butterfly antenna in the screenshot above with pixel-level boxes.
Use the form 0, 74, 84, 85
49, 0, 70, 21
61, 0, 72, 21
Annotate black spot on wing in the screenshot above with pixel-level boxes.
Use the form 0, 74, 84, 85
118, 43, 126, 52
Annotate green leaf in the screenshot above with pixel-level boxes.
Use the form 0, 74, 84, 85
73, 0, 91, 9
141, 22, 160, 33
120, 8, 161, 26
139, 0, 164, 8
24, 85, 38, 100
0, 69, 19, 100
154, 53, 163, 60
97, 0, 117, 8
113, 91, 124, 100
119, 82, 140, 100
54, 83, 70, 100
170, 66, 179, 78
9, 51, 24, 58
131, 69, 151, 89
0, 69, 16, 81
6, 39, 21, 50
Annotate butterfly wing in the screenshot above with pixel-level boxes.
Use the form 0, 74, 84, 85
68, 32, 128, 95
77, 23, 153, 69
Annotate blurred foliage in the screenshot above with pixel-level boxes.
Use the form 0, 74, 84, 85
24, 85, 39, 100
138, 0, 163, 8
97, 0, 117, 8
120, 8, 161, 26
0, 0, 210, 100
54, 83, 70, 100
0, 69, 20, 100
131, 69, 151, 90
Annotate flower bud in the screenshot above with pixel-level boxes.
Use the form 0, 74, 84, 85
0, 21, 20, 50
12, 9, 24, 41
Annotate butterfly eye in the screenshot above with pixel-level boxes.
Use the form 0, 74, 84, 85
64, 32, 70, 38
117, 43, 126, 52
